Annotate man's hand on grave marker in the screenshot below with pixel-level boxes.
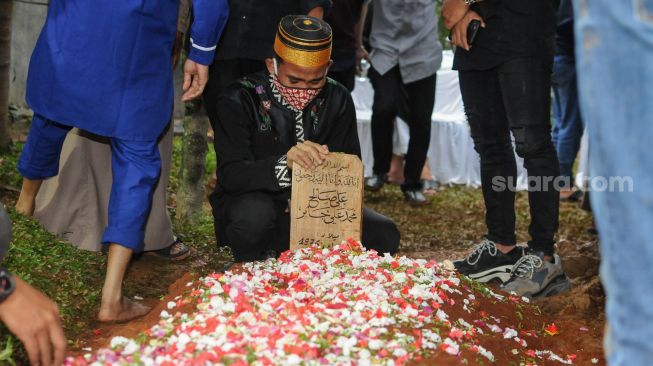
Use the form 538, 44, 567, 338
287, 142, 330, 170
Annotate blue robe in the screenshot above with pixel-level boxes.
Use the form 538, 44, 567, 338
26, 0, 229, 141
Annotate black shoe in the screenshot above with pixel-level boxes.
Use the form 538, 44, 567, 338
449, 239, 524, 283
365, 174, 385, 191
403, 189, 428, 206
262, 249, 278, 260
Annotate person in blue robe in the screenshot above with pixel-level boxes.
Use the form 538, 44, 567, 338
14, 0, 229, 322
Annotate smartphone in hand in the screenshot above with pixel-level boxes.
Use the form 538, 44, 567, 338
467, 19, 481, 45
447, 19, 482, 48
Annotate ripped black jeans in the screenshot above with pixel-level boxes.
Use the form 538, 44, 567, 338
458, 57, 560, 256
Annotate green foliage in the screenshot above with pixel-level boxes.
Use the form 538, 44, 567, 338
435, 0, 453, 50
0, 143, 23, 189
0, 133, 223, 364
0, 209, 107, 364
0, 337, 15, 366
169, 135, 216, 199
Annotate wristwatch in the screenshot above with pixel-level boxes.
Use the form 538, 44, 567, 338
464, 0, 478, 5
0, 268, 15, 303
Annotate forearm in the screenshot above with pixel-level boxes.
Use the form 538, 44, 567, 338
355, 3, 369, 48
442, 0, 469, 30
188, 0, 229, 65
307, 6, 324, 19
443, 0, 489, 30
302, 0, 331, 18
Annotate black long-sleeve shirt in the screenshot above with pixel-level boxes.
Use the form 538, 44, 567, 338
215, 0, 332, 61
211, 71, 361, 203
453, 0, 557, 71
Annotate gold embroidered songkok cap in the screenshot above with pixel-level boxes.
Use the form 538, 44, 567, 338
274, 15, 332, 68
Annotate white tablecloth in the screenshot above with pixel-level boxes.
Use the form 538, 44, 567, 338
353, 51, 530, 188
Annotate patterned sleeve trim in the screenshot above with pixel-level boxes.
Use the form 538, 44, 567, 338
275, 155, 292, 188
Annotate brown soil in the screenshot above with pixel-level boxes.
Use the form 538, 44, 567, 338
2, 160, 604, 364
76, 239, 606, 365
75, 273, 199, 355
67, 252, 219, 352
399, 239, 605, 365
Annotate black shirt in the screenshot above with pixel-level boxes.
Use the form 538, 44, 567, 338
212, 71, 361, 202
326, 0, 365, 59
453, 0, 557, 71
555, 0, 575, 58
215, 0, 332, 61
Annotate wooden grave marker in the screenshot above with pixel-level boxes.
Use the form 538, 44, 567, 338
290, 153, 363, 250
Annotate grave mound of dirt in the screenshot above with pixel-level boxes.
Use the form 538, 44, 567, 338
537, 240, 604, 322
69, 242, 605, 365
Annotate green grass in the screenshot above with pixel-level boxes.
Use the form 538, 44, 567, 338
169, 132, 217, 200
0, 134, 594, 364
169, 135, 232, 272
0, 136, 226, 364
0, 142, 107, 362
0, 143, 23, 189
365, 184, 594, 256
0, 209, 107, 362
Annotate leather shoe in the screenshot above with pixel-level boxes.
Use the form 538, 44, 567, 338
365, 174, 385, 192
404, 189, 428, 206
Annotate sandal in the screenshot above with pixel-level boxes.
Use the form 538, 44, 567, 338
560, 188, 583, 202
422, 179, 440, 196
150, 238, 191, 261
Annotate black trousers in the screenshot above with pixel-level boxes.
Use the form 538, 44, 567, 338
458, 57, 560, 256
214, 192, 400, 262
328, 66, 356, 92
369, 66, 436, 191
203, 58, 267, 130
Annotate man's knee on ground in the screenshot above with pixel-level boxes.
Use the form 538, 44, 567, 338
362, 209, 400, 255
227, 195, 278, 241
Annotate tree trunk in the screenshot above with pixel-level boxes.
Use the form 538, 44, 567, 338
175, 105, 209, 222
0, 0, 14, 149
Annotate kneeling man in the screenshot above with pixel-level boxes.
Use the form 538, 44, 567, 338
209, 15, 400, 262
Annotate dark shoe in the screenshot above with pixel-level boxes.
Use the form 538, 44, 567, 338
261, 249, 278, 260
501, 251, 570, 298
560, 188, 583, 202
403, 189, 428, 206
149, 238, 191, 261
586, 217, 598, 235
365, 174, 385, 192
446, 239, 524, 283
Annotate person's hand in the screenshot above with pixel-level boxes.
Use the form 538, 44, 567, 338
307, 6, 325, 19
442, 0, 470, 30
287, 142, 330, 170
0, 276, 66, 366
181, 59, 210, 101
355, 46, 370, 74
451, 11, 485, 51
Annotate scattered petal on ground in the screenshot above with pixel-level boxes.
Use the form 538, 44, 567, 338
65, 241, 583, 365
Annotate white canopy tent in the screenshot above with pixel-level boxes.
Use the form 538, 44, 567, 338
353, 50, 589, 190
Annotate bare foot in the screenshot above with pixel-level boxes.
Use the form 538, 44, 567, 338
98, 297, 151, 323
14, 198, 35, 216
